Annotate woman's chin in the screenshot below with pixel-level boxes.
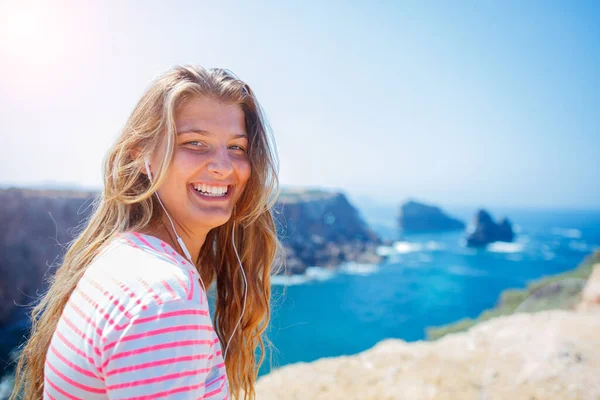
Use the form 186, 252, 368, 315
191, 210, 233, 230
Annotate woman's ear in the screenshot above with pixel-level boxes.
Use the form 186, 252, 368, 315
132, 148, 148, 176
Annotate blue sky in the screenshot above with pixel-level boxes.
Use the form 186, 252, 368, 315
0, 0, 598, 209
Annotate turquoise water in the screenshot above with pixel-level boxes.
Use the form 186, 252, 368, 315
258, 208, 600, 377
1, 208, 599, 383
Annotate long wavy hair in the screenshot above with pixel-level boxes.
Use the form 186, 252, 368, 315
11, 65, 283, 400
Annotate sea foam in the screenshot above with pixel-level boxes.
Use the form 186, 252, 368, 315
487, 242, 524, 253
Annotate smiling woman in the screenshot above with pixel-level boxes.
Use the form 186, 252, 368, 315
10, 65, 283, 400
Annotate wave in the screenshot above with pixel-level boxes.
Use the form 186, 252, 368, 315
447, 265, 487, 277
568, 240, 598, 253
270, 266, 336, 286
487, 242, 524, 253
551, 227, 582, 239
392, 241, 445, 254
339, 263, 380, 276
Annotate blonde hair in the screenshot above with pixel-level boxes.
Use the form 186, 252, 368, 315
11, 65, 283, 400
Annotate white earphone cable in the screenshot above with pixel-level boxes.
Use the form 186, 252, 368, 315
223, 221, 247, 362
145, 158, 246, 363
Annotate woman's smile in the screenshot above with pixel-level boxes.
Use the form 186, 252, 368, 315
150, 95, 251, 233
189, 182, 234, 201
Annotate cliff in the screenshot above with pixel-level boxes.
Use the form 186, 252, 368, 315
398, 200, 465, 233
275, 188, 381, 274
254, 257, 600, 400
0, 188, 95, 326
0, 187, 380, 326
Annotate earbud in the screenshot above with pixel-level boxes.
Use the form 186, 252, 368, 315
145, 158, 153, 183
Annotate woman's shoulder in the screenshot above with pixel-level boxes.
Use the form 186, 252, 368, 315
80, 231, 205, 316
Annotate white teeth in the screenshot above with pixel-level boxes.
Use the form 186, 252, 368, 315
193, 184, 229, 197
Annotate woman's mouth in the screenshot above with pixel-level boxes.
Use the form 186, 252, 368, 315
190, 183, 233, 201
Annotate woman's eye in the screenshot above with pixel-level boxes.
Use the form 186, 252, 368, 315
186, 141, 206, 148
229, 145, 247, 153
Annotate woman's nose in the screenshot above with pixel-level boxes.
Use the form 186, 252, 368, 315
207, 146, 234, 176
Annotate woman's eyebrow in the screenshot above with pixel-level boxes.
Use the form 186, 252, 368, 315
177, 128, 247, 139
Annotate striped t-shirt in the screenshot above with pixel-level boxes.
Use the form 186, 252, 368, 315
43, 231, 230, 399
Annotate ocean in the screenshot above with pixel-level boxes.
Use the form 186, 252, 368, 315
257, 207, 600, 377
1, 207, 599, 388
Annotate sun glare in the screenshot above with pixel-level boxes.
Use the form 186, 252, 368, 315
0, 2, 72, 72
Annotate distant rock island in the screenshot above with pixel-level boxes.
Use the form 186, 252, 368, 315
466, 209, 515, 247
398, 200, 465, 233
0, 187, 381, 327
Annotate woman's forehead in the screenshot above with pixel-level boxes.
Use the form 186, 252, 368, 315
175, 96, 246, 135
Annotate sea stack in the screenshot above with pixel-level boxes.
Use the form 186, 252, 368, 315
466, 209, 515, 247
398, 200, 465, 233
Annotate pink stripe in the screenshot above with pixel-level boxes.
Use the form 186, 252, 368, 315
46, 359, 106, 394
74, 287, 118, 326
44, 387, 56, 400
103, 337, 218, 368
106, 368, 205, 390
45, 375, 80, 400
174, 273, 191, 298
133, 308, 209, 324
137, 277, 163, 305
126, 232, 194, 300
110, 277, 148, 323
120, 236, 140, 249
132, 232, 179, 265
50, 344, 101, 379
61, 314, 102, 357
206, 373, 227, 388
67, 300, 103, 337
84, 277, 134, 319
161, 279, 178, 300
105, 353, 211, 376
187, 268, 195, 301
121, 382, 205, 400
103, 324, 212, 351
205, 388, 225, 398
205, 374, 228, 399
112, 308, 210, 333
55, 330, 100, 373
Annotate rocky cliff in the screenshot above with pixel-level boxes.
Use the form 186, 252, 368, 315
0, 187, 380, 326
0, 188, 94, 327
398, 200, 465, 233
254, 256, 600, 400
275, 188, 381, 274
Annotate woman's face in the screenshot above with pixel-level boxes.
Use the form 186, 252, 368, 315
150, 95, 251, 233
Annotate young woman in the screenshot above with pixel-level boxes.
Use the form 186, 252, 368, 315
11, 65, 281, 400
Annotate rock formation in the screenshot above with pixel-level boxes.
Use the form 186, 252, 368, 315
466, 209, 514, 247
275, 188, 381, 274
0, 187, 381, 326
398, 200, 465, 233
254, 263, 600, 400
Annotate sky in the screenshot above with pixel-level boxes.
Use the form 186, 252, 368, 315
0, 0, 598, 209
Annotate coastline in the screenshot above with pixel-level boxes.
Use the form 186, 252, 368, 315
426, 250, 599, 340
255, 250, 600, 399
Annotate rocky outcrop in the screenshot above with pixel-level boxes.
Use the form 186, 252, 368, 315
398, 200, 465, 233
275, 189, 381, 275
0, 187, 381, 326
254, 264, 600, 400
0, 188, 94, 327
466, 209, 514, 247
577, 264, 600, 312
